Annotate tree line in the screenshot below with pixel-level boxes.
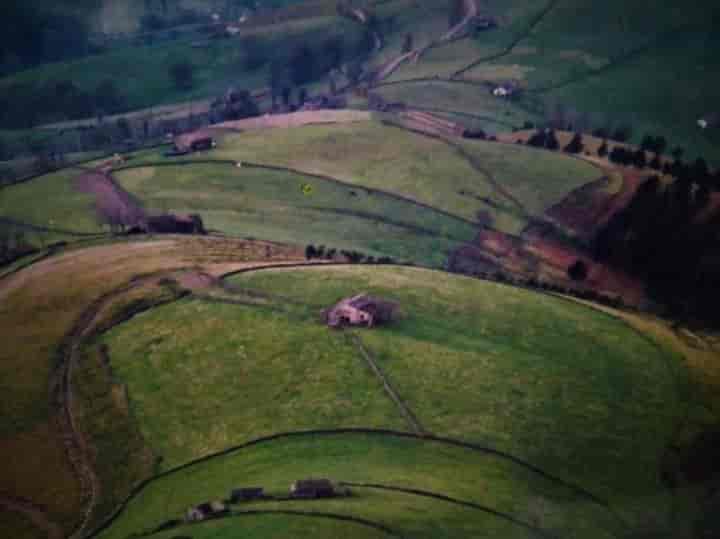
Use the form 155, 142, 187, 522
593, 174, 720, 324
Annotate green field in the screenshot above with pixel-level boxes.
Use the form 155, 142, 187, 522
204, 122, 599, 233
0, 15, 364, 121
99, 433, 618, 539
114, 161, 473, 267
149, 511, 394, 539
96, 265, 686, 537
100, 297, 407, 468
0, 169, 102, 234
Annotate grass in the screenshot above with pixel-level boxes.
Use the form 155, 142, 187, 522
0, 169, 103, 234
114, 162, 474, 267
204, 121, 598, 234
0, 237, 301, 539
98, 433, 617, 539
232, 266, 685, 528
375, 80, 538, 132
0, 15, 364, 119
149, 512, 394, 539
456, 138, 601, 217
100, 296, 408, 469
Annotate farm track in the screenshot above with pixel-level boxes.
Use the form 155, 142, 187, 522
442, 139, 528, 214
0, 495, 64, 539
451, 0, 559, 79
340, 482, 559, 539
51, 273, 178, 539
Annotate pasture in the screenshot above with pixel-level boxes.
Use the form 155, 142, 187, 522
0, 237, 303, 538
93, 264, 687, 538
114, 162, 474, 267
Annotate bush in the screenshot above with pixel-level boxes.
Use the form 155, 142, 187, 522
169, 61, 194, 90
567, 259, 588, 281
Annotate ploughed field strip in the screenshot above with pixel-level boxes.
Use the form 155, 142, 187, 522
96, 265, 684, 539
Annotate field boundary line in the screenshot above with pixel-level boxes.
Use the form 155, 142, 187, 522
113, 157, 480, 228
341, 482, 560, 539
141, 509, 403, 539
451, 0, 559, 79
85, 427, 624, 538
347, 333, 426, 435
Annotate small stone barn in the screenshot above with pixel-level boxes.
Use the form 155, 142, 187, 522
144, 214, 206, 235
290, 479, 349, 498
173, 132, 217, 153
229, 487, 265, 503
185, 501, 227, 522
324, 294, 398, 328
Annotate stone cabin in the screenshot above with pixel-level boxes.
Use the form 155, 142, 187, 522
290, 479, 349, 499
324, 294, 398, 328
229, 487, 265, 503
173, 133, 217, 153
145, 214, 206, 235
185, 501, 227, 522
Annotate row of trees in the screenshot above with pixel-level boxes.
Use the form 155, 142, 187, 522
305, 244, 395, 265
1, 5, 93, 76
594, 174, 720, 323
0, 78, 126, 129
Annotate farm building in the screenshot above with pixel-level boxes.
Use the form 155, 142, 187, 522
290, 479, 350, 499
229, 487, 265, 503
698, 113, 719, 129
185, 501, 227, 522
173, 133, 217, 153
492, 82, 519, 98
129, 213, 206, 235
324, 294, 398, 328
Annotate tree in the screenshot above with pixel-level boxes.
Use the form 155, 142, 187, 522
612, 124, 632, 142
94, 79, 124, 115
305, 244, 317, 259
632, 148, 647, 169
321, 36, 344, 71
169, 61, 194, 90
649, 153, 662, 170
598, 140, 608, 158
546, 130, 560, 150
448, 0, 464, 28
671, 147, 684, 160
563, 132, 584, 154
401, 33, 413, 53
289, 44, 315, 86
526, 129, 547, 148
242, 36, 267, 71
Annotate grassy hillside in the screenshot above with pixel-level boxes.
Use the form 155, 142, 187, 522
115, 162, 473, 267
99, 433, 618, 539
101, 297, 408, 468
96, 265, 686, 538
0, 237, 303, 539
0, 14, 364, 120
205, 122, 599, 233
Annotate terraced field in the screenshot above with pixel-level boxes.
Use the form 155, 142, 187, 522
95, 265, 687, 538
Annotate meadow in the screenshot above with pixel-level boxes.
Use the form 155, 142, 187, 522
0, 237, 302, 539
204, 121, 599, 233
98, 433, 617, 539
92, 264, 687, 538
114, 161, 474, 267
